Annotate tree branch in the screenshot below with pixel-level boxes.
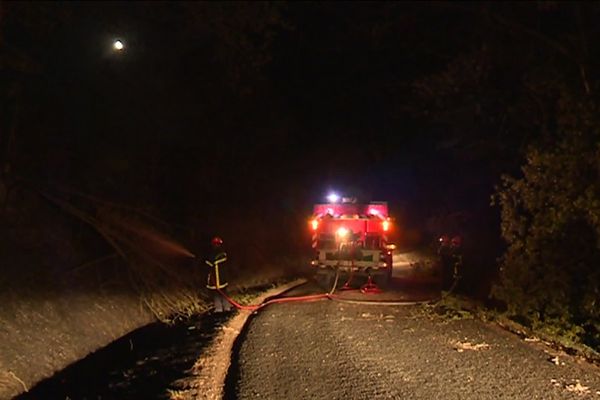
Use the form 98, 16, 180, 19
487, 9, 591, 95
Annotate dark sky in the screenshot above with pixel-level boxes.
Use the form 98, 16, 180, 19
3, 1, 595, 235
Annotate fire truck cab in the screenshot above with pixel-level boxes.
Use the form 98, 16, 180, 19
309, 197, 394, 287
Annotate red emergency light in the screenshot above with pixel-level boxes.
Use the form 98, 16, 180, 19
313, 202, 388, 218
367, 203, 388, 217
382, 220, 391, 232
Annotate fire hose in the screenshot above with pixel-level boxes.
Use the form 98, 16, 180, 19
216, 268, 341, 312
216, 289, 330, 312
215, 253, 462, 311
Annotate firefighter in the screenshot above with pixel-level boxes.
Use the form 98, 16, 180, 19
438, 234, 463, 289
205, 236, 232, 313
449, 235, 463, 279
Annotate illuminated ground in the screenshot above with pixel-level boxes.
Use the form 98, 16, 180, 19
326, 250, 442, 302
226, 282, 600, 399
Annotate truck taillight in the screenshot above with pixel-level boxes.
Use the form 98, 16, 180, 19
311, 219, 319, 230
382, 220, 390, 232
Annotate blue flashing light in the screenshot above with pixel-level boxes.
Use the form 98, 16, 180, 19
327, 193, 340, 203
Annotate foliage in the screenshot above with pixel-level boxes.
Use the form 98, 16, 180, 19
492, 96, 600, 348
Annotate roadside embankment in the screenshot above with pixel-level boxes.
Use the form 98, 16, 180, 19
0, 287, 155, 399
0, 262, 298, 400
0, 190, 201, 399
0, 187, 303, 400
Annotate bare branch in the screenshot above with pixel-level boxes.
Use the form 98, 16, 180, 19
575, 4, 591, 94
39, 192, 130, 261
488, 9, 591, 95
69, 254, 118, 274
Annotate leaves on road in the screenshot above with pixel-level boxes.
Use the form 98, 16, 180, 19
451, 339, 491, 352
551, 378, 597, 396
566, 380, 591, 396
358, 313, 396, 321
548, 355, 565, 366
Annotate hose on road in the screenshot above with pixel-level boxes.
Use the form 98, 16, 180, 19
217, 267, 461, 311
216, 255, 461, 311
216, 267, 341, 311
217, 289, 330, 312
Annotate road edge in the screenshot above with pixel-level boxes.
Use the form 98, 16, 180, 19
169, 278, 307, 400
438, 294, 600, 367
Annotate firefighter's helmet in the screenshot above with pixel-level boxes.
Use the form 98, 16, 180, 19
211, 236, 224, 247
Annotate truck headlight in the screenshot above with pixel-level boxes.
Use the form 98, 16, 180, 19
336, 227, 349, 238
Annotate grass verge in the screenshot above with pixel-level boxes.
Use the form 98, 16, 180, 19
430, 293, 600, 366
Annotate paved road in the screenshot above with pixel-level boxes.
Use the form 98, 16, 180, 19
226, 283, 600, 399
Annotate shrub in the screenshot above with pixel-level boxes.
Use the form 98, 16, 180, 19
492, 97, 600, 349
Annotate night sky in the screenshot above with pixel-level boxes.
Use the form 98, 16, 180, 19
3, 1, 598, 252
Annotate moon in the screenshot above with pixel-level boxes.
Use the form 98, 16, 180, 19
113, 40, 124, 51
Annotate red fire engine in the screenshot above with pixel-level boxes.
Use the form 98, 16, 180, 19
309, 196, 395, 288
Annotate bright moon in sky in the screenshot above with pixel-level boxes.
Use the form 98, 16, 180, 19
113, 40, 124, 51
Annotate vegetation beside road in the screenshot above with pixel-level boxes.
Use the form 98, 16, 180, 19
492, 97, 600, 352
0, 183, 302, 399
433, 294, 600, 364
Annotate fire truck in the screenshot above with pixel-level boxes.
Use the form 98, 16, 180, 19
309, 196, 395, 288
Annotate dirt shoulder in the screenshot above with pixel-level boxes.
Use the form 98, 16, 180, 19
168, 279, 307, 400
436, 294, 600, 367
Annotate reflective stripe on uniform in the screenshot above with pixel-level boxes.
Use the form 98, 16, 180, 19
206, 253, 228, 289
206, 282, 228, 289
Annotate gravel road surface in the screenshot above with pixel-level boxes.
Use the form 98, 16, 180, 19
226, 283, 600, 399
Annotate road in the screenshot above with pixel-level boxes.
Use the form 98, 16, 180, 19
225, 282, 600, 399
